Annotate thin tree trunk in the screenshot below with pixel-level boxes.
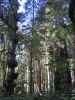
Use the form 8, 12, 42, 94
69, 0, 75, 88
37, 59, 41, 93
29, 46, 34, 94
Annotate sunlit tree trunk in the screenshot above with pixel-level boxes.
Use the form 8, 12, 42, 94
37, 59, 42, 93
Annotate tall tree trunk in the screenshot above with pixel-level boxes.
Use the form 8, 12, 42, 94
4, 0, 18, 95
69, 0, 75, 88
37, 59, 41, 93
29, 46, 34, 94
54, 39, 72, 93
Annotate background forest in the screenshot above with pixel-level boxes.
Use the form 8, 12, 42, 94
0, 0, 75, 100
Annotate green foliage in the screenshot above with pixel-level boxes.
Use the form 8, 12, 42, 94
32, 28, 41, 49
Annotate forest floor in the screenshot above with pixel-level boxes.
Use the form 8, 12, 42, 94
0, 93, 74, 100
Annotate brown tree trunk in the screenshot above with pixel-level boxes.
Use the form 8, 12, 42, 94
37, 59, 42, 94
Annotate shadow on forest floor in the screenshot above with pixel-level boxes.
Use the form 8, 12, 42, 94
0, 93, 73, 100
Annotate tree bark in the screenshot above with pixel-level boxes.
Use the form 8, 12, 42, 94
29, 46, 34, 94
4, 0, 18, 95
54, 39, 72, 93
69, 0, 75, 88
37, 59, 41, 93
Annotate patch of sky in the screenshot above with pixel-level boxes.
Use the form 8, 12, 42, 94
0, 0, 11, 17
17, 0, 48, 35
